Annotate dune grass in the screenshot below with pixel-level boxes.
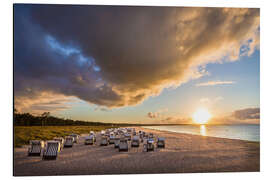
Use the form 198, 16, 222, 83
14, 126, 117, 147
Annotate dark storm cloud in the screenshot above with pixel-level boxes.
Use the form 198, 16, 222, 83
14, 5, 260, 111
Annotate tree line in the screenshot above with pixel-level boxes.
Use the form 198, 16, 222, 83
14, 109, 132, 126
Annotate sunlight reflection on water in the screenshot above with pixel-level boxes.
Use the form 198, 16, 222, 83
200, 125, 206, 136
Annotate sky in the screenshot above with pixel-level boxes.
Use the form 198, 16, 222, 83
14, 4, 260, 124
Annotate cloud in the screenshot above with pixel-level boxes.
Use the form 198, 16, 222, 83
147, 112, 159, 119
147, 108, 169, 118
196, 80, 236, 87
14, 5, 259, 111
233, 107, 260, 120
200, 96, 224, 104
211, 107, 260, 124
14, 92, 76, 114
94, 107, 111, 112
200, 98, 211, 103
160, 116, 191, 124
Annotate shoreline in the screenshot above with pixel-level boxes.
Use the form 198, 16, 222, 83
14, 127, 260, 176
141, 126, 260, 143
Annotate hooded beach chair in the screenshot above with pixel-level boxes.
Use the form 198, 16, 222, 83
114, 136, 120, 148
109, 133, 115, 144
157, 137, 165, 148
64, 136, 74, 148
146, 138, 155, 152
100, 136, 108, 146
43, 141, 61, 160
131, 136, 140, 147
69, 134, 79, 143
53, 137, 64, 150
119, 138, 128, 152
85, 135, 95, 145
28, 140, 44, 156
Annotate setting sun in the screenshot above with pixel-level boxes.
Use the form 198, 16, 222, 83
192, 108, 212, 124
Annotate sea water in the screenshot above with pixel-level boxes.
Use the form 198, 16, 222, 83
143, 124, 260, 142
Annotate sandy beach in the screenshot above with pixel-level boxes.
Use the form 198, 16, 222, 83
13, 127, 260, 176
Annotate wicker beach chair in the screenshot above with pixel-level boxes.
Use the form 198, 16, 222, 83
43, 141, 61, 160
28, 140, 44, 156
114, 137, 120, 148
119, 138, 128, 152
85, 135, 95, 145
131, 136, 140, 147
69, 134, 79, 143
64, 136, 74, 148
100, 136, 108, 146
157, 137, 165, 148
53, 137, 64, 150
146, 138, 155, 152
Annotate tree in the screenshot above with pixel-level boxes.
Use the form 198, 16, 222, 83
41, 112, 50, 126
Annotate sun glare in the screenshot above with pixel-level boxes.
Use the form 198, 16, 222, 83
192, 108, 212, 124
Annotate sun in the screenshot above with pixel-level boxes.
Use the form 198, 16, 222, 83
192, 108, 212, 124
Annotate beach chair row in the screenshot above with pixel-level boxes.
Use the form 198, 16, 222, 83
28, 133, 80, 160
87, 128, 165, 152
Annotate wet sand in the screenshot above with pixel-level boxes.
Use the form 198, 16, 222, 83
14, 127, 260, 176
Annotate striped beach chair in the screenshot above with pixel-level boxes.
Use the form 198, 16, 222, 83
53, 137, 65, 150
28, 140, 44, 156
64, 136, 74, 148
69, 134, 79, 143
43, 141, 61, 160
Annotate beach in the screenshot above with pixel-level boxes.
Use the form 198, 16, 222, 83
13, 127, 260, 176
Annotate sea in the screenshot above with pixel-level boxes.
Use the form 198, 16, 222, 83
143, 124, 260, 142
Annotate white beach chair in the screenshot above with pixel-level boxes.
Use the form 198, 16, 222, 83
85, 135, 95, 145
109, 133, 115, 144
157, 137, 165, 148
43, 141, 61, 160
64, 136, 74, 148
28, 140, 44, 156
114, 137, 120, 148
131, 136, 140, 147
100, 136, 108, 146
119, 138, 128, 152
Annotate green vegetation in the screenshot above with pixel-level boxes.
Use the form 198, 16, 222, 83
13, 109, 179, 147
14, 110, 129, 126
14, 126, 116, 147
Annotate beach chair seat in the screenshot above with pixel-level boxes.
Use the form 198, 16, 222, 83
28, 140, 44, 156
43, 141, 61, 160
